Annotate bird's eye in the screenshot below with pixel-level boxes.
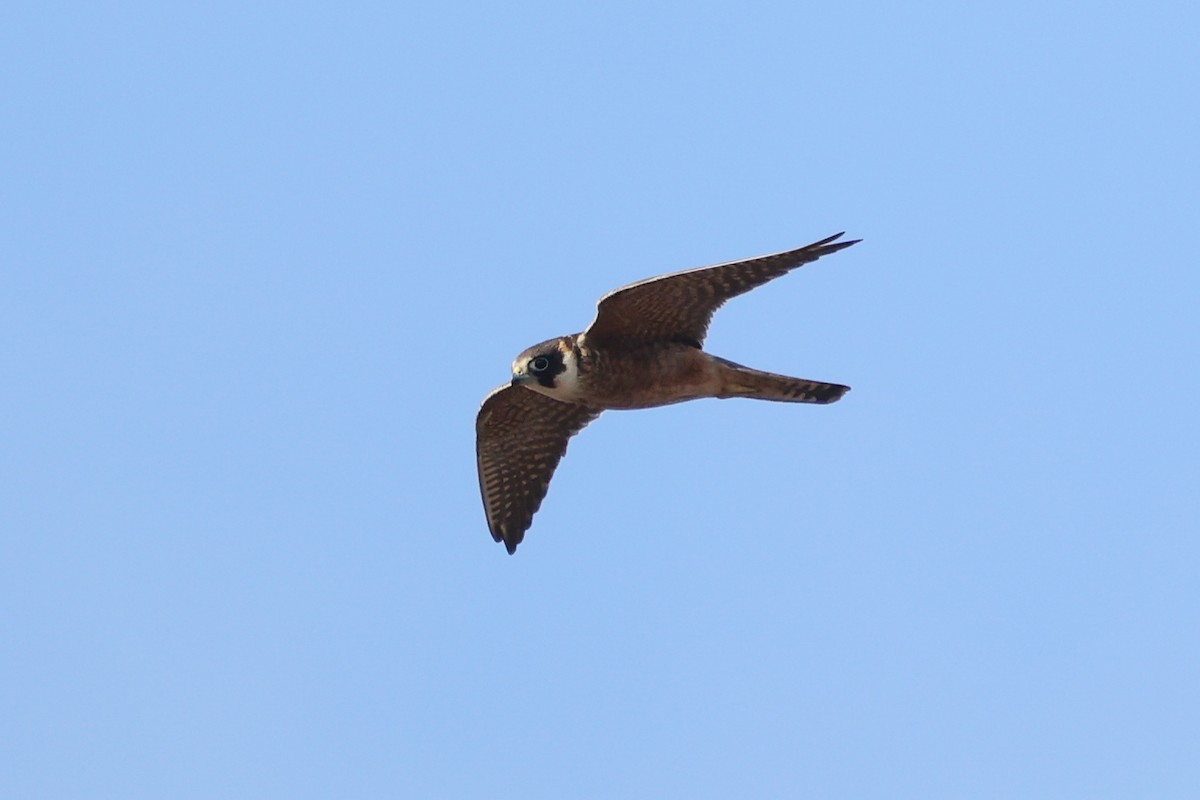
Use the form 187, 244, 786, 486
530, 356, 550, 372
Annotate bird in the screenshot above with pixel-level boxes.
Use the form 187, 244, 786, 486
476, 232, 858, 554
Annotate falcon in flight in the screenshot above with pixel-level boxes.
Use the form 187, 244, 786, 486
476, 232, 858, 553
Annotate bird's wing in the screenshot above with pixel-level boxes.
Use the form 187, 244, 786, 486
583, 233, 859, 348
476, 384, 602, 554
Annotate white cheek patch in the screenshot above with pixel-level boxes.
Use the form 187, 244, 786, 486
554, 346, 582, 398
528, 344, 582, 402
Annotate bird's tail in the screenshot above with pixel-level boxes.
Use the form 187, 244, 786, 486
712, 357, 849, 405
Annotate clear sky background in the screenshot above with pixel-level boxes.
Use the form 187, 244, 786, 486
3, 2, 1198, 798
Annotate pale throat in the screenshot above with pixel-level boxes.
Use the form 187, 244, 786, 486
535, 342, 584, 402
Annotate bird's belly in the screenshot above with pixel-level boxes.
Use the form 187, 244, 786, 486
582, 347, 721, 410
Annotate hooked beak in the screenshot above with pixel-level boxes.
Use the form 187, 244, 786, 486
511, 373, 533, 387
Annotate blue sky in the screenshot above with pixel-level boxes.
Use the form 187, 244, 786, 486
3, 1, 1197, 797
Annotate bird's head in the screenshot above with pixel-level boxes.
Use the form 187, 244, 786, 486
511, 337, 581, 400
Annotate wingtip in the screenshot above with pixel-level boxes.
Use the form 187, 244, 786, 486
816, 231, 861, 247
811, 234, 861, 257
489, 526, 521, 554
805, 381, 852, 404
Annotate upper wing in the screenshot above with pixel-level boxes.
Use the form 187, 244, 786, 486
583, 233, 859, 348
475, 384, 602, 554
